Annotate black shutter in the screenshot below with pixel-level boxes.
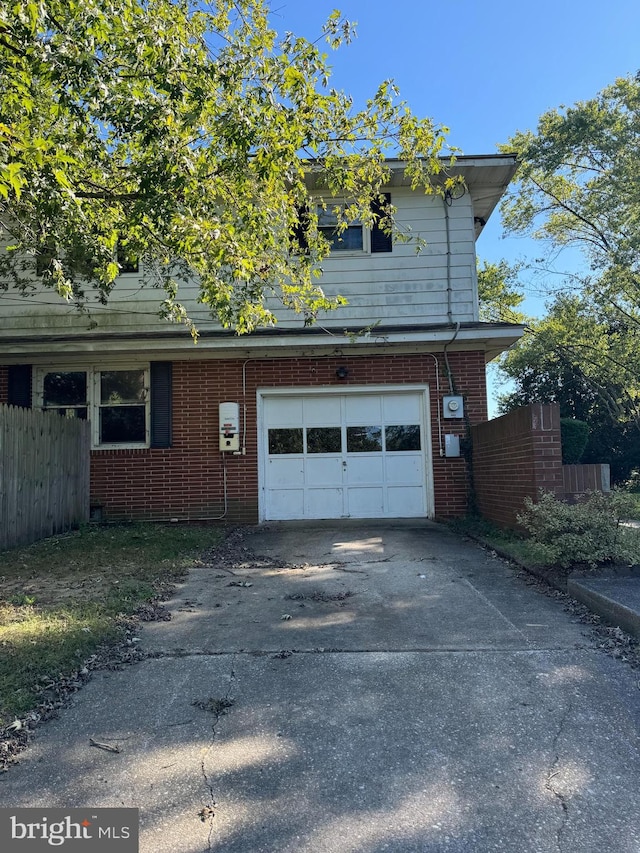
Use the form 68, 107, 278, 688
8, 364, 32, 408
371, 192, 392, 253
291, 205, 310, 253
150, 361, 172, 448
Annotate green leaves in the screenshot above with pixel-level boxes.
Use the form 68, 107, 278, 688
501, 73, 640, 283
496, 73, 640, 480
0, 0, 451, 333
477, 259, 526, 324
0, 161, 24, 198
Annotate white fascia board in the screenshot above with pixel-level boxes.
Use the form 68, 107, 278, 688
0, 325, 525, 364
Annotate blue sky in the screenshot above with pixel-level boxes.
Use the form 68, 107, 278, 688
271, 1, 640, 412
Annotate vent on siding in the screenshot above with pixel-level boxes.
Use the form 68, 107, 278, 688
8, 364, 32, 408
371, 192, 392, 253
150, 361, 172, 448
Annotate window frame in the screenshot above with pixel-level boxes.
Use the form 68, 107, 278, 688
35, 364, 150, 450
116, 242, 140, 275
315, 198, 371, 257
40, 370, 89, 420
309, 192, 393, 257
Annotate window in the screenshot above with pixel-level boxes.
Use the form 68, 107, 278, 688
97, 370, 147, 444
318, 204, 365, 253
385, 425, 421, 452
347, 426, 382, 453
116, 245, 139, 274
35, 241, 57, 277
42, 371, 88, 420
38, 366, 150, 448
312, 193, 393, 255
307, 427, 341, 453
268, 428, 303, 455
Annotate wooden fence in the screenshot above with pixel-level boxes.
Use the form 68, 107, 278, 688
563, 463, 611, 502
0, 404, 90, 550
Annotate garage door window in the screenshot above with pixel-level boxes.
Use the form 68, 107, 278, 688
268, 428, 303, 454
385, 425, 421, 452
347, 426, 382, 452
307, 427, 341, 453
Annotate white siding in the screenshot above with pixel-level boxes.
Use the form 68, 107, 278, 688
0, 189, 478, 339
272, 189, 477, 328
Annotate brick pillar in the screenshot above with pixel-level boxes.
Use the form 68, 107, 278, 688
471, 403, 563, 528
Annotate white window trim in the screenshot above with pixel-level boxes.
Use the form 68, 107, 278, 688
316, 198, 372, 257
35, 364, 150, 450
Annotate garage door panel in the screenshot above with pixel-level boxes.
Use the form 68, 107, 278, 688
347, 455, 384, 484
383, 394, 421, 423
268, 489, 306, 520
306, 488, 344, 518
266, 397, 303, 426
306, 456, 343, 486
345, 395, 382, 423
384, 455, 422, 485
347, 487, 385, 517
387, 486, 425, 515
268, 457, 304, 486
304, 396, 341, 425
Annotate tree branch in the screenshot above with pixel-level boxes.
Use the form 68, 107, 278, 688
530, 176, 613, 252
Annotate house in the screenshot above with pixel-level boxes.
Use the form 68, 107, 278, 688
0, 155, 523, 523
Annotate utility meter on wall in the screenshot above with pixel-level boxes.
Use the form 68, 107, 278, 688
219, 402, 240, 452
443, 395, 464, 419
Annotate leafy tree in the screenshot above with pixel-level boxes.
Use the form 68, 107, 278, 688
500, 72, 640, 318
477, 259, 526, 324
496, 73, 640, 480
560, 418, 589, 464
499, 294, 640, 481
0, 0, 456, 335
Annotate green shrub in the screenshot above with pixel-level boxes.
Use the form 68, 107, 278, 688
517, 490, 640, 569
560, 418, 589, 464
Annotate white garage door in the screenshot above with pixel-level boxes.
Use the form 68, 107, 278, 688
260, 390, 431, 520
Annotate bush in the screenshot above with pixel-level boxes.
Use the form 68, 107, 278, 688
560, 418, 589, 464
517, 490, 640, 569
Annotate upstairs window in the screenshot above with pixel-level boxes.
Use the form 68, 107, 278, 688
116, 245, 139, 274
314, 193, 393, 255
317, 203, 366, 253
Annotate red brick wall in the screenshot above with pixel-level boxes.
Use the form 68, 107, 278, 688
1, 353, 488, 522
471, 403, 564, 528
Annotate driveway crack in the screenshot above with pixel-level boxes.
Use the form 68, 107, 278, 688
198, 653, 237, 851
545, 701, 573, 851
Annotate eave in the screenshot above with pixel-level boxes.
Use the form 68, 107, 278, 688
0, 321, 524, 365
305, 153, 519, 239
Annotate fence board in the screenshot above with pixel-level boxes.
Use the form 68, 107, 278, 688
562, 463, 611, 501
0, 404, 90, 550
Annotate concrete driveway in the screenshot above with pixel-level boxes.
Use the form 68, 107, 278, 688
1, 521, 639, 852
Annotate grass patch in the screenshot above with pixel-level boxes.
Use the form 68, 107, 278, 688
448, 515, 550, 568
0, 523, 223, 727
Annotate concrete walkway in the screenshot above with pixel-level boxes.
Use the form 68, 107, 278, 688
1, 521, 639, 852
568, 574, 640, 640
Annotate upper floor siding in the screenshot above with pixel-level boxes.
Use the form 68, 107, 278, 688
275, 188, 478, 329
0, 187, 478, 340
